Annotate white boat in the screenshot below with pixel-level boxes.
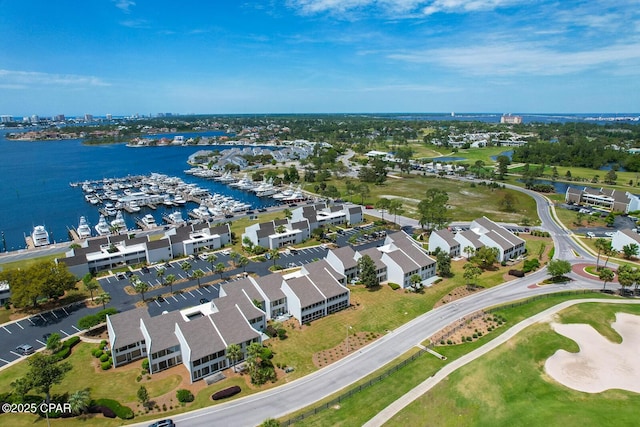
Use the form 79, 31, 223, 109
110, 211, 127, 232
192, 204, 211, 219
164, 211, 186, 226
104, 203, 117, 216
95, 215, 111, 236
272, 185, 294, 200
128, 201, 141, 212
31, 225, 50, 247
76, 216, 92, 239
141, 214, 157, 228
253, 178, 277, 197
283, 186, 305, 203
173, 195, 186, 205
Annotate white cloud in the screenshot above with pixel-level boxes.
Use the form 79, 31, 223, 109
0, 70, 110, 87
113, 0, 136, 13
120, 19, 150, 29
288, 0, 523, 16
389, 41, 640, 75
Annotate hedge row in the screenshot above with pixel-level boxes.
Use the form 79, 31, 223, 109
92, 398, 133, 419
388, 282, 400, 290
212, 386, 241, 400
53, 336, 81, 361
78, 308, 118, 330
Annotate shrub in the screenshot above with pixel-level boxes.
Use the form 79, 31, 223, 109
94, 350, 104, 359
277, 328, 287, 340
176, 389, 194, 403
266, 325, 278, 338
141, 359, 149, 371
523, 258, 540, 273
100, 353, 110, 363
446, 340, 453, 345
100, 339, 107, 348
136, 375, 142, 382
388, 282, 400, 290
101, 361, 112, 370
508, 269, 525, 278
212, 386, 241, 400
93, 399, 133, 419
93, 405, 116, 418
78, 308, 118, 330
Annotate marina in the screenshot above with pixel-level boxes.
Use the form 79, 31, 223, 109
0, 131, 281, 252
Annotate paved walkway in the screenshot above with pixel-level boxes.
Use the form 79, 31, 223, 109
363, 298, 640, 427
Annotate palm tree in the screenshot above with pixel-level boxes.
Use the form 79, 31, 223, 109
594, 238, 608, 270
410, 274, 422, 291
206, 253, 218, 271
599, 268, 615, 290
230, 251, 239, 268
193, 269, 205, 288
156, 267, 165, 286
602, 245, 617, 270
95, 292, 111, 310
389, 199, 404, 225
237, 256, 249, 273
133, 278, 149, 302
83, 273, 99, 301
181, 261, 192, 278
165, 274, 176, 294
283, 208, 292, 219
464, 246, 476, 259
226, 343, 243, 372
215, 262, 226, 280
358, 183, 370, 205
375, 198, 391, 222
269, 249, 280, 267
68, 388, 91, 415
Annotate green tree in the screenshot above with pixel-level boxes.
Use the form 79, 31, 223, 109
269, 249, 281, 267
27, 353, 72, 403
156, 267, 165, 287
83, 273, 99, 301
357, 254, 378, 288
463, 245, 476, 259
137, 385, 149, 408
594, 238, 609, 270
242, 236, 255, 253
388, 199, 404, 225
462, 263, 482, 286
237, 256, 249, 272
68, 388, 92, 415
46, 332, 62, 354
601, 244, 617, 270
375, 198, 391, 222
417, 189, 449, 230
193, 269, 205, 288
436, 251, 452, 277
599, 267, 615, 290
496, 155, 510, 179
226, 343, 243, 372
132, 277, 149, 302
283, 208, 292, 219
10, 377, 31, 402
95, 292, 111, 310
547, 259, 571, 280
215, 262, 226, 280
358, 183, 370, 205
181, 260, 192, 278
472, 246, 500, 270
616, 265, 635, 293
622, 243, 639, 259
410, 274, 422, 291
207, 253, 218, 270
165, 274, 176, 294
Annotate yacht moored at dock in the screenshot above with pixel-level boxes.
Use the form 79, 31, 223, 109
95, 215, 111, 236
31, 225, 51, 247
140, 214, 157, 229
76, 216, 92, 239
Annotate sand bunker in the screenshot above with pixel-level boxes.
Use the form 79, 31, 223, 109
545, 313, 640, 393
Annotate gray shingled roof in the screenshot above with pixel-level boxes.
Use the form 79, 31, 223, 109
252, 273, 285, 301
433, 229, 460, 247
285, 276, 325, 307
304, 259, 346, 286
210, 306, 260, 346
177, 316, 225, 362
359, 248, 386, 270
330, 246, 358, 270
304, 261, 347, 299
457, 230, 485, 248
108, 307, 150, 348
143, 311, 183, 353
385, 250, 420, 273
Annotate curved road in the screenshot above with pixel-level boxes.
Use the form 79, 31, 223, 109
135, 183, 607, 426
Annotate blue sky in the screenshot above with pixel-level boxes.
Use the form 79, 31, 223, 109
0, 0, 638, 116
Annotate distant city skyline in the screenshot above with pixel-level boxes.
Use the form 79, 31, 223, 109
1, 1, 639, 116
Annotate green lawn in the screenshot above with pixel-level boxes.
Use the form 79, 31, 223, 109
387, 302, 640, 427
0, 252, 66, 270
280, 293, 619, 427
311, 174, 538, 225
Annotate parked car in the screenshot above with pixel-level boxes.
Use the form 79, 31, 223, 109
16, 344, 34, 356
148, 420, 175, 427
199, 298, 209, 304
258, 208, 267, 212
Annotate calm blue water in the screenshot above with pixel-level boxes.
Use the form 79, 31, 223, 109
0, 130, 275, 252
426, 156, 466, 162
490, 150, 514, 161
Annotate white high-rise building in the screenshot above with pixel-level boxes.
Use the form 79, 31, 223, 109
0, 115, 14, 123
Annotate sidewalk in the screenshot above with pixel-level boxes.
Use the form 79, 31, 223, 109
363, 298, 640, 427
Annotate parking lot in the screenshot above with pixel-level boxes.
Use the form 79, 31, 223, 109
0, 302, 101, 367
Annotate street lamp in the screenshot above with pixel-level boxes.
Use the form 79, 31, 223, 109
346, 325, 352, 352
